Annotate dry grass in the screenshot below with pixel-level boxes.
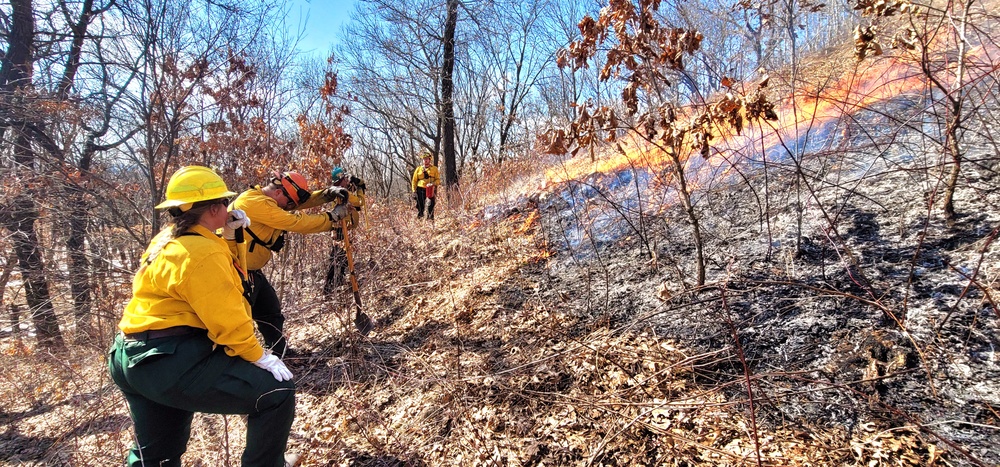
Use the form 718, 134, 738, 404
1, 169, 974, 466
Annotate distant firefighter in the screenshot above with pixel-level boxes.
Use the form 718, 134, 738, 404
411, 152, 441, 220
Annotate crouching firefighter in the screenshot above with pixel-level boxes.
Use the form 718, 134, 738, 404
230, 170, 350, 357
108, 165, 298, 466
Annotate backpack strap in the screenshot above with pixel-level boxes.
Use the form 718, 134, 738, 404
244, 227, 285, 253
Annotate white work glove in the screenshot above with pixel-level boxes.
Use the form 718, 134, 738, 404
321, 186, 349, 203
223, 209, 251, 240
326, 204, 351, 223
253, 351, 293, 382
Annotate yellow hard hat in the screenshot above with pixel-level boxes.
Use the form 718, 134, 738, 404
155, 165, 237, 210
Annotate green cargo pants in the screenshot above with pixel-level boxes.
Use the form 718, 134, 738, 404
108, 331, 295, 467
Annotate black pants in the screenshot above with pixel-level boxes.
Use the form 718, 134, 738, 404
416, 186, 435, 219
109, 332, 295, 466
248, 269, 287, 356
323, 244, 347, 294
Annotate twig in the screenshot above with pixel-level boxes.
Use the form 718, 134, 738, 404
719, 281, 763, 467
401, 280, 439, 289
938, 224, 1000, 330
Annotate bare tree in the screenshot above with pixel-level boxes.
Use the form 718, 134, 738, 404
114, 0, 285, 233
469, 0, 557, 165
53, 0, 119, 341
337, 0, 589, 195
550, 0, 778, 286
535, 0, 600, 129
0, 0, 65, 348
852, 0, 995, 222
338, 0, 445, 189
441, 0, 458, 190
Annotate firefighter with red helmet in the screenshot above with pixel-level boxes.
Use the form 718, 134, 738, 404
231, 171, 351, 357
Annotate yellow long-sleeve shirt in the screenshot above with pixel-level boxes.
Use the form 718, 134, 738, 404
342, 175, 366, 211
232, 185, 337, 270
118, 224, 264, 362
411, 164, 441, 192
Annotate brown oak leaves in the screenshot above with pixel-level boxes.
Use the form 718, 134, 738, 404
544, 0, 776, 160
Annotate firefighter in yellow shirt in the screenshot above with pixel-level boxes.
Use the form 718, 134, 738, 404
411, 152, 441, 220
324, 166, 366, 293
108, 166, 299, 467
231, 171, 351, 356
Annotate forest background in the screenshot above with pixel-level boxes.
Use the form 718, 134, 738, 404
0, 0, 867, 345
1, 0, 999, 465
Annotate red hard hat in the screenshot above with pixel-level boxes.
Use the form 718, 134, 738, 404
276, 171, 311, 206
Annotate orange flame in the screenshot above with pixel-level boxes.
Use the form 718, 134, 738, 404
542, 44, 997, 187
514, 210, 540, 235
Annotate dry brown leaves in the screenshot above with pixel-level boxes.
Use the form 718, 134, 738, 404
852, 0, 916, 17
548, 0, 778, 168
850, 424, 945, 466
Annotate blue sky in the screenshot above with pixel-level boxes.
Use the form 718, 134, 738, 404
288, 0, 357, 57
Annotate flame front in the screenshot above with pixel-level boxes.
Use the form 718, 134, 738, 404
542, 44, 997, 189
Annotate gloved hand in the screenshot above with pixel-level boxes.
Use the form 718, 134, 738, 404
223, 209, 251, 240
253, 352, 293, 382
321, 186, 349, 203
411, 192, 418, 201
326, 204, 351, 223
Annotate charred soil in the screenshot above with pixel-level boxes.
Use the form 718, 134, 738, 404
2, 152, 999, 465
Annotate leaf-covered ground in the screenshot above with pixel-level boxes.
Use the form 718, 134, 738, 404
3, 140, 998, 466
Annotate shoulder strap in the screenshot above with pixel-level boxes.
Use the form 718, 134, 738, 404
244, 227, 268, 253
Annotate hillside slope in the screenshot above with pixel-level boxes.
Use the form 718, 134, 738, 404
3, 59, 1000, 467
1, 146, 998, 466
277, 138, 999, 465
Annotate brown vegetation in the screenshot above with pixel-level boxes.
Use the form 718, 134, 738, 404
3, 143, 999, 465
3, 0, 1000, 465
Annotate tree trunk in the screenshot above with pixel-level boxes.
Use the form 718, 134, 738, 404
1, 191, 65, 349
942, 114, 962, 222
0, 0, 34, 88
670, 151, 706, 286
61, 0, 103, 341
941, 0, 973, 223
57, 0, 99, 99
67, 188, 94, 341
0, 251, 16, 334
1, 0, 66, 349
441, 0, 459, 193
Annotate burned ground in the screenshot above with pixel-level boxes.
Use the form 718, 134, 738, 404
2, 129, 1000, 466
511, 145, 1000, 465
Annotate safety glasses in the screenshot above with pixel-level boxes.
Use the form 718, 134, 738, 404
192, 197, 231, 209
275, 175, 311, 207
